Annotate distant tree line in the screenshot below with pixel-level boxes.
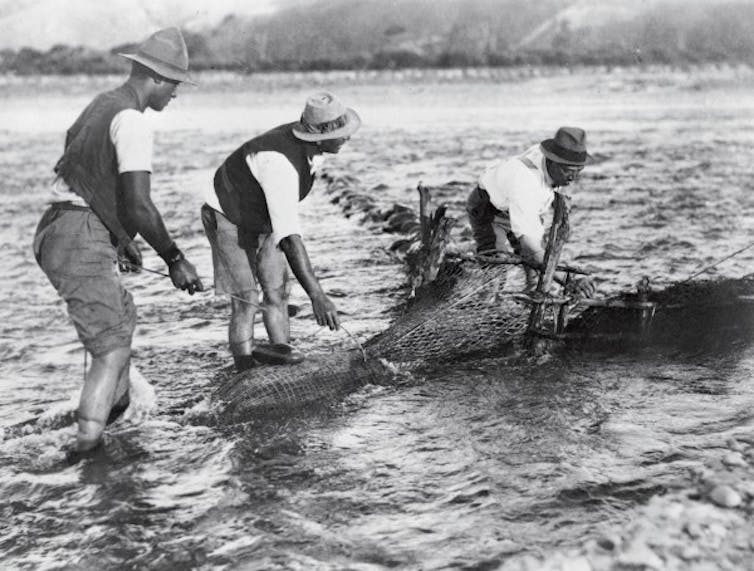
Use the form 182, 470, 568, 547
0, 41, 750, 76
1, 0, 753, 75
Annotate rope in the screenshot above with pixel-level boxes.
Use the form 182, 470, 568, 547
680, 240, 754, 284
119, 261, 368, 359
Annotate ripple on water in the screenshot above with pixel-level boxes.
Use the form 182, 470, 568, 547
1, 70, 754, 567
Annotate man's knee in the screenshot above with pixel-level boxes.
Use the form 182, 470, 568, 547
231, 295, 258, 317
91, 345, 131, 370
262, 283, 288, 307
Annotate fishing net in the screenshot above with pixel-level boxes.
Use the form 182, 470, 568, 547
565, 275, 754, 347
214, 351, 386, 423
366, 259, 530, 364
213, 258, 534, 420
212, 172, 754, 420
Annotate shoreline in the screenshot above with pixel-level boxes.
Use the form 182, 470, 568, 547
503, 427, 754, 570
0, 62, 752, 94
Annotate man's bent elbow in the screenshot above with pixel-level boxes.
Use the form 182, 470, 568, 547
279, 233, 303, 250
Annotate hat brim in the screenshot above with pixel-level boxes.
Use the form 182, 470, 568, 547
292, 108, 361, 142
119, 53, 197, 85
540, 140, 594, 166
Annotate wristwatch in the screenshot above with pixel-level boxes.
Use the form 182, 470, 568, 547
160, 242, 185, 268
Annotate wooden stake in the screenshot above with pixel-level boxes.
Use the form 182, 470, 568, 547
527, 192, 570, 335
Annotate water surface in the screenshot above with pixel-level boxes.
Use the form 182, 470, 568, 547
1, 66, 753, 569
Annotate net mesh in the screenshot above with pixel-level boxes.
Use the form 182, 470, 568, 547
366, 259, 530, 364
215, 351, 385, 423
214, 267, 754, 421
213, 259, 534, 420
212, 172, 754, 421
565, 275, 754, 346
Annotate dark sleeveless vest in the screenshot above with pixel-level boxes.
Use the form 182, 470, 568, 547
213, 122, 315, 250
54, 84, 142, 247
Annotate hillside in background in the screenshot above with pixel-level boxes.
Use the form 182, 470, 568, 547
1, 0, 754, 74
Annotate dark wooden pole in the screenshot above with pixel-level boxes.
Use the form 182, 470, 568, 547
410, 183, 454, 293
527, 192, 571, 335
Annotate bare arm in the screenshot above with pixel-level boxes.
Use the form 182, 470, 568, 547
120, 171, 203, 294
518, 232, 595, 297
121, 171, 174, 254
518, 234, 546, 266
279, 234, 339, 330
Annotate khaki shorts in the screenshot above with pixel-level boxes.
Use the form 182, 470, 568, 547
466, 186, 521, 255
200, 204, 288, 303
33, 204, 137, 356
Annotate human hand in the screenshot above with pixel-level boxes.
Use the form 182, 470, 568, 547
117, 240, 142, 273
311, 293, 340, 331
169, 257, 204, 295
567, 276, 596, 298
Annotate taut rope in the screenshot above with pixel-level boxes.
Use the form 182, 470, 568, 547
680, 240, 754, 284
120, 261, 368, 359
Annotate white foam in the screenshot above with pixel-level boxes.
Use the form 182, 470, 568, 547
35, 394, 78, 428
120, 364, 157, 426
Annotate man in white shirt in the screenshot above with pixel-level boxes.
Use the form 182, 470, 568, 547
466, 126, 596, 296
33, 28, 203, 453
202, 92, 361, 370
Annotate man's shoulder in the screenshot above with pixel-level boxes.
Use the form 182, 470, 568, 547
252, 150, 294, 166
112, 108, 145, 123
494, 154, 537, 182
110, 108, 151, 139
248, 122, 298, 144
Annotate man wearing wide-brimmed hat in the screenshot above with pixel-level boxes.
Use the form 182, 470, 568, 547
466, 126, 596, 296
33, 27, 203, 453
201, 92, 361, 370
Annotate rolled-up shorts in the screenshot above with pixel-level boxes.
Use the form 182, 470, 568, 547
33, 203, 137, 356
465, 186, 521, 255
200, 204, 288, 304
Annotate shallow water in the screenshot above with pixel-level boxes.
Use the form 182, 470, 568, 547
1, 66, 753, 569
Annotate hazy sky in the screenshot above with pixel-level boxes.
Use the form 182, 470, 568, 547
0, 0, 281, 49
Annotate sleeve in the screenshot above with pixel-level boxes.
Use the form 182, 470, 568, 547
506, 168, 545, 240
109, 109, 153, 174
246, 151, 303, 245
483, 162, 509, 212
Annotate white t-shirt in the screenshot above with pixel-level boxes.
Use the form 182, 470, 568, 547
205, 151, 325, 246
51, 109, 153, 204
478, 144, 556, 240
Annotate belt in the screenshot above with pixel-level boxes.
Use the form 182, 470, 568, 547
50, 201, 91, 212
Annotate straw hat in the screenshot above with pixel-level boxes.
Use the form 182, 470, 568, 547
118, 27, 195, 85
540, 127, 594, 166
292, 92, 361, 142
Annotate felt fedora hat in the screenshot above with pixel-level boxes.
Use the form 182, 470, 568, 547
540, 126, 594, 166
292, 92, 361, 142
119, 27, 195, 85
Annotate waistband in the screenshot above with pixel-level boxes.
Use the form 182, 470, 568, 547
50, 201, 91, 212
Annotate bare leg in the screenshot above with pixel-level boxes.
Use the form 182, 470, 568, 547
260, 281, 289, 344
229, 293, 257, 357
77, 346, 130, 451
114, 354, 131, 401
250, 238, 290, 344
